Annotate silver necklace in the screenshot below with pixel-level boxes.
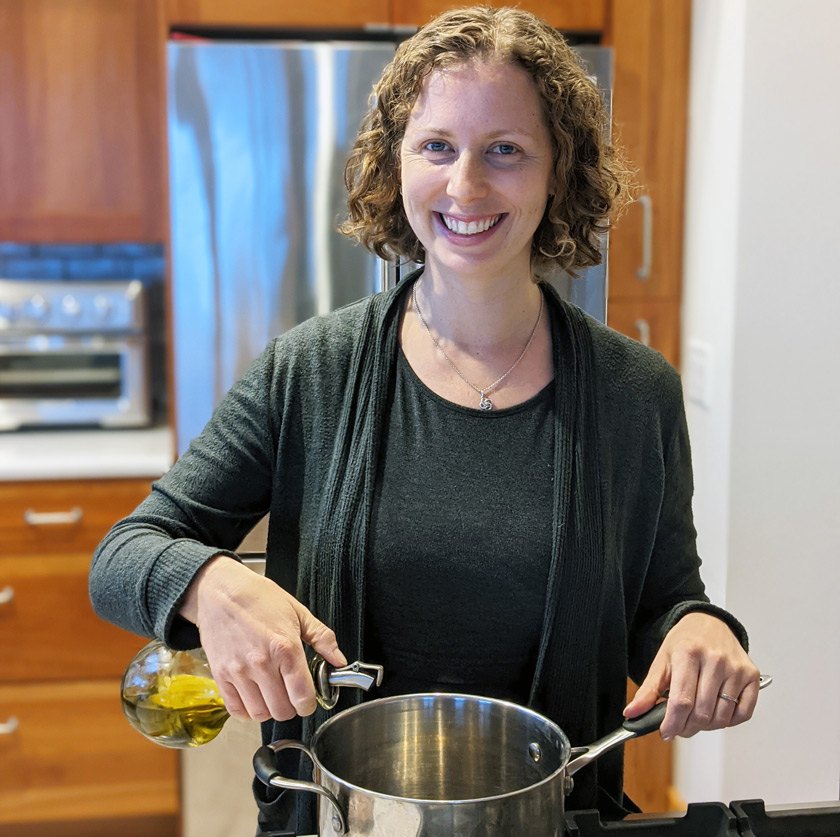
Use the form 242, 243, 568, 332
412, 281, 543, 411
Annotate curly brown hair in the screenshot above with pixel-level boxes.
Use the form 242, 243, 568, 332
341, 5, 635, 277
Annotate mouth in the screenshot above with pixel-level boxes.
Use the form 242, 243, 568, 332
439, 213, 504, 236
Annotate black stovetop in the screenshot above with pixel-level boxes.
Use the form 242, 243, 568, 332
566, 798, 840, 836
260, 798, 840, 836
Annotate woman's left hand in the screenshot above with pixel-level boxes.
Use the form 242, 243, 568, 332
623, 612, 762, 739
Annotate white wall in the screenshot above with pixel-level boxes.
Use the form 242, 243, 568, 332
678, 0, 840, 804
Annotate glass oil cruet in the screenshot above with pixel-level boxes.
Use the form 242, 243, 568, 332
120, 639, 383, 749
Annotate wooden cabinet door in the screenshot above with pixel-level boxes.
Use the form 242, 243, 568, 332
0, 553, 148, 682
605, 0, 692, 304
391, 0, 606, 31
0, 681, 179, 829
165, 0, 390, 28
0, 478, 151, 557
606, 298, 680, 368
0, 0, 166, 242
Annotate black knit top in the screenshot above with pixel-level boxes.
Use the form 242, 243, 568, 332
366, 349, 555, 702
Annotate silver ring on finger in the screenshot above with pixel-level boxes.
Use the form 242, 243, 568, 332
718, 692, 739, 705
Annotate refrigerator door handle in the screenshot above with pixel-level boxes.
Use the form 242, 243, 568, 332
378, 257, 393, 292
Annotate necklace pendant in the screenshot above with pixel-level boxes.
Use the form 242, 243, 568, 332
479, 393, 493, 411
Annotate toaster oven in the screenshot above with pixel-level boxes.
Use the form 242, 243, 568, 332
0, 279, 152, 431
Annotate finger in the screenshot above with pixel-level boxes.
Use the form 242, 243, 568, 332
216, 677, 273, 722
270, 634, 319, 717
686, 660, 731, 735
709, 678, 741, 730
297, 605, 347, 668
625, 659, 669, 718
215, 680, 249, 720
238, 685, 274, 722
729, 676, 760, 726
660, 655, 700, 739
212, 645, 298, 722
259, 673, 298, 723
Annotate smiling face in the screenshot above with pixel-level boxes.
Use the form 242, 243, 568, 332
399, 59, 555, 285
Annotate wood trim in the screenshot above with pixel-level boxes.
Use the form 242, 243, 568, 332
390, 0, 606, 31
0, 816, 179, 837
165, 0, 391, 29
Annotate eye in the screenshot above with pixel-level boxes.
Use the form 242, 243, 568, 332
490, 143, 519, 156
423, 140, 451, 154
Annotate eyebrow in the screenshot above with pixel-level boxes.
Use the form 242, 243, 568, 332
406, 126, 542, 141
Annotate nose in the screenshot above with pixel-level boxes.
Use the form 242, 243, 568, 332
446, 151, 488, 203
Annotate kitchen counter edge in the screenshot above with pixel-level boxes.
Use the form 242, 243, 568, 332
0, 426, 175, 482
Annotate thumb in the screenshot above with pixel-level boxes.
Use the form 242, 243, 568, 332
296, 604, 348, 668
624, 660, 669, 719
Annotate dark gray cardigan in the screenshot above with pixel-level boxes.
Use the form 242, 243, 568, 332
90, 277, 746, 826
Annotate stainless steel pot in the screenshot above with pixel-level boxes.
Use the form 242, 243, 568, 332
254, 678, 771, 836
253, 695, 655, 836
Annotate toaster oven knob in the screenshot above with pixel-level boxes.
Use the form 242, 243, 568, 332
61, 294, 82, 320
93, 294, 114, 323
21, 294, 50, 324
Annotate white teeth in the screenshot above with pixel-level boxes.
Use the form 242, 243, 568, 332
442, 214, 501, 235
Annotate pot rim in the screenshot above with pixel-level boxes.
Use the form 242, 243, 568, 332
308, 691, 572, 806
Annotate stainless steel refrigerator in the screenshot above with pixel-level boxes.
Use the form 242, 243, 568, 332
167, 39, 611, 455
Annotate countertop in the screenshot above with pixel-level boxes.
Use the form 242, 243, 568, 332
0, 425, 175, 481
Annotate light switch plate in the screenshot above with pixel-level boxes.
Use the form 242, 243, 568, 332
686, 338, 713, 409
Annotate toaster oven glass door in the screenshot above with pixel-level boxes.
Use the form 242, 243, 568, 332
0, 335, 150, 430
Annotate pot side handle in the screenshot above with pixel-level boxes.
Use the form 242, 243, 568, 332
566, 701, 666, 779
253, 739, 348, 835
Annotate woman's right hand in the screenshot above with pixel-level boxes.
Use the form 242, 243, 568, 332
180, 555, 347, 722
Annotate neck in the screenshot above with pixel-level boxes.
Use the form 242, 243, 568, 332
411, 270, 543, 352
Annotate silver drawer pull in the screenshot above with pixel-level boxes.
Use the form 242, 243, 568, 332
634, 318, 652, 347
635, 193, 653, 280
0, 717, 19, 735
0, 586, 14, 605
23, 507, 84, 527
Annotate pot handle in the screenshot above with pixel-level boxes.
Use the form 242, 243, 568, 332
253, 739, 348, 835
566, 674, 773, 779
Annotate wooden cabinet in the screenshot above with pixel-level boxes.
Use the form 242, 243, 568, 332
164, 0, 604, 31
604, 0, 692, 368
0, 479, 179, 836
0, 0, 167, 242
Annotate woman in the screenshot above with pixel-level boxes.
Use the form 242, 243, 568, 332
90, 6, 761, 832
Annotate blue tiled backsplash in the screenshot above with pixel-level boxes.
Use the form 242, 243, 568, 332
0, 242, 169, 424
